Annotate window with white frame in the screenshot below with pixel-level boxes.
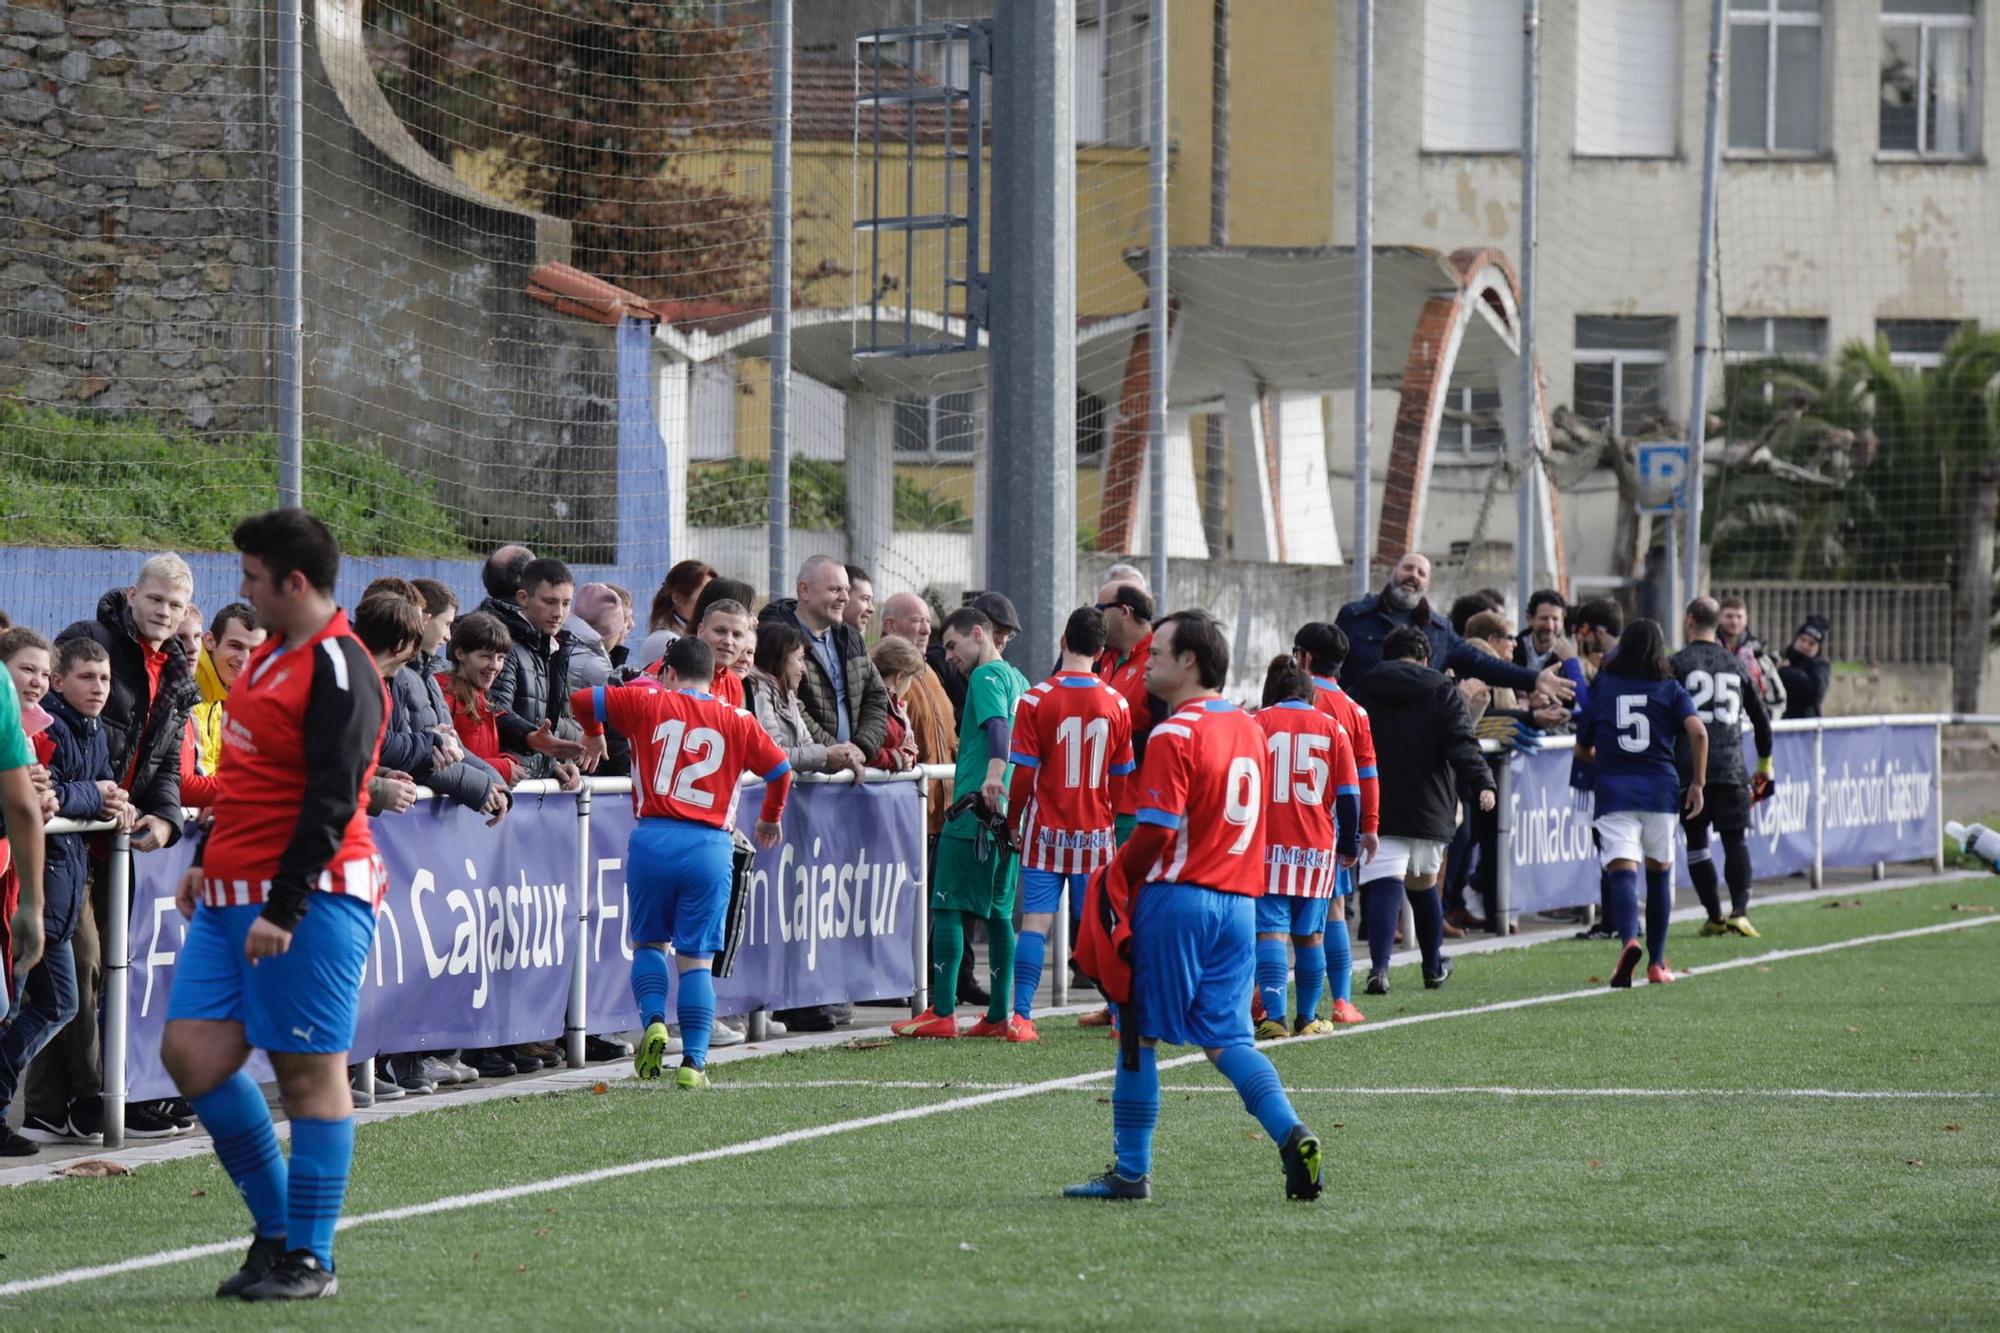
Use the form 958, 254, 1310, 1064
893, 389, 981, 458
1725, 316, 1827, 401
1422, 0, 1524, 153
1076, 18, 1106, 144
1574, 316, 1674, 437
1076, 391, 1109, 464
1878, 319, 1964, 372
1440, 385, 1508, 458
1575, 0, 1680, 157
1881, 1, 1978, 156
1727, 0, 1824, 153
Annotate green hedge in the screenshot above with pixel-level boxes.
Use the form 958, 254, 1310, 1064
0, 400, 475, 556
687, 457, 969, 530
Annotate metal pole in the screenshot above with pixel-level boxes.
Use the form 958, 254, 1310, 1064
275, 0, 303, 507
1513, 0, 1539, 615
1201, 0, 1229, 557
1665, 510, 1680, 644
100, 833, 132, 1149
1493, 754, 1513, 929
564, 786, 591, 1070
1147, 0, 1170, 600
768, 0, 794, 601
1052, 902, 1071, 1008
1683, 0, 1728, 600
987, 3, 1076, 672
1933, 721, 1948, 873
1810, 722, 1825, 889
1351, 0, 1374, 599
913, 790, 931, 1018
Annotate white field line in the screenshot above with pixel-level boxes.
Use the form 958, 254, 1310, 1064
3, 910, 1995, 1302
694, 1079, 1992, 1101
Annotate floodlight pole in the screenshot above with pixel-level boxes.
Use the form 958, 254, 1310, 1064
1146, 0, 1169, 600
1514, 0, 1539, 618
768, 0, 794, 601
1683, 0, 1728, 605
276, 0, 303, 507
1352, 0, 1374, 599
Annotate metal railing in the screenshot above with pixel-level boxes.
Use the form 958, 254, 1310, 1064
1707, 582, 1953, 665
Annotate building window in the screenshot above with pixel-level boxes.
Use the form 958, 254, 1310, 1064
894, 390, 981, 458
1878, 319, 1964, 373
1441, 385, 1508, 457
1076, 391, 1109, 463
1725, 316, 1827, 401
1574, 316, 1673, 437
1076, 19, 1105, 144
1727, 0, 1824, 154
1881, 1, 1978, 156
1575, 0, 1680, 157
1422, 0, 1524, 153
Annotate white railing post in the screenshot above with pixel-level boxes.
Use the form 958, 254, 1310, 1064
1811, 721, 1825, 889
565, 785, 591, 1070
1934, 719, 1948, 873
100, 830, 132, 1148
1493, 755, 1514, 930
913, 779, 931, 1018
1051, 902, 1071, 1009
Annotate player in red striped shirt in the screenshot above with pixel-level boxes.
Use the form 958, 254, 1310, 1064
1252, 657, 1361, 1039
162, 510, 388, 1301
1292, 621, 1377, 1023
1003, 607, 1133, 1039
572, 635, 791, 1089
1065, 611, 1323, 1205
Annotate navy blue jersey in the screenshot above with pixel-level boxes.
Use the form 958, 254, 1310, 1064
1577, 675, 1695, 815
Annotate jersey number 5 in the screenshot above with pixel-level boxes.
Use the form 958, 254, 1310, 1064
650, 719, 726, 808
1224, 755, 1263, 853
1054, 714, 1110, 790
1266, 732, 1330, 806
1615, 695, 1651, 754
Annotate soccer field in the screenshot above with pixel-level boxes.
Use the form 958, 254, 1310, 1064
2, 879, 1997, 1329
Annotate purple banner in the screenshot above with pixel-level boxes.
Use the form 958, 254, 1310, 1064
1820, 724, 1939, 866
584, 781, 922, 1028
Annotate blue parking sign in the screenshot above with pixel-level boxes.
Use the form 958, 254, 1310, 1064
1636, 442, 1689, 513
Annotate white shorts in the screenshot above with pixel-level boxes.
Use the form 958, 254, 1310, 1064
1595, 811, 1678, 867
1368, 836, 1448, 884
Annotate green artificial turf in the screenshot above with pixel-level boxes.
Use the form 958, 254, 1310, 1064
2, 881, 1997, 1329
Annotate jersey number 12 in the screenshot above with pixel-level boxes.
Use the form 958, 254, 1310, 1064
650, 719, 726, 808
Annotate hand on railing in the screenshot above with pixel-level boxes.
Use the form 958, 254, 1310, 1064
130, 813, 175, 852
481, 783, 512, 826
825, 742, 868, 783
554, 761, 583, 792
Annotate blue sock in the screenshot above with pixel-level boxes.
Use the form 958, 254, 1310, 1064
630, 947, 670, 1028
1112, 1045, 1159, 1179
1213, 1043, 1302, 1144
1293, 941, 1326, 1023
1407, 885, 1445, 972
1645, 866, 1673, 966
1607, 866, 1642, 943
676, 966, 716, 1069
1013, 929, 1046, 1020
1105, 998, 1121, 1030
189, 1072, 287, 1241
1361, 878, 1401, 970
1255, 938, 1290, 1026
1326, 918, 1354, 1003
286, 1116, 354, 1270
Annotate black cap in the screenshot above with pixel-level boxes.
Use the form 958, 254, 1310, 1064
972, 591, 1020, 633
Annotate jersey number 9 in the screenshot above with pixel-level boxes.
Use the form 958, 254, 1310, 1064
1224, 755, 1263, 853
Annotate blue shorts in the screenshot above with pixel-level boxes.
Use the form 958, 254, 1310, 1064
166, 895, 377, 1055
628, 819, 733, 956
1333, 864, 1356, 900
1130, 882, 1256, 1050
1255, 893, 1330, 937
1020, 868, 1089, 917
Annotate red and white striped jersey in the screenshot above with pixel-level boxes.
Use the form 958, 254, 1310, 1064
1008, 672, 1135, 874
1253, 700, 1359, 898
1132, 697, 1269, 897
1311, 675, 1379, 835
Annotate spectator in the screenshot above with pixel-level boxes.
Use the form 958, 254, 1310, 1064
866, 635, 924, 773
694, 598, 756, 710
410, 577, 457, 674
489, 556, 587, 777
758, 555, 890, 756
1447, 590, 1503, 637
479, 544, 535, 606
1443, 610, 1535, 935
1, 628, 51, 1008
632, 559, 717, 669
376, 601, 510, 825
971, 592, 1021, 659
604, 583, 636, 669
746, 621, 865, 786
1103, 561, 1150, 593
1515, 590, 1569, 673
180, 602, 263, 813
1335, 553, 1574, 710
1718, 595, 1787, 718
1347, 626, 1495, 994
567, 583, 628, 690
844, 565, 876, 637
36, 554, 200, 1143
174, 603, 203, 666
880, 592, 957, 836
1778, 616, 1831, 719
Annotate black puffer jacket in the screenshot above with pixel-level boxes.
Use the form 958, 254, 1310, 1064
481, 595, 576, 754
1348, 658, 1493, 843
56, 589, 195, 837
389, 663, 507, 809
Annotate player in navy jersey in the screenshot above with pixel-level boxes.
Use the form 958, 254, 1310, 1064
1671, 597, 1774, 938
1572, 619, 1708, 989
1065, 611, 1322, 1204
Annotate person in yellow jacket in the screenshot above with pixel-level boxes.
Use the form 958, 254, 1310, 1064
188, 604, 265, 778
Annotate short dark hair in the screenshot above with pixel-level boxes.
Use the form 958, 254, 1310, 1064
353, 590, 424, 657
1528, 588, 1566, 616
1062, 606, 1108, 660
844, 563, 872, 587
411, 577, 457, 618
663, 633, 715, 684
1109, 584, 1154, 623
940, 606, 992, 638
698, 597, 751, 627
1575, 598, 1625, 636
1685, 597, 1722, 632
1602, 618, 1671, 681
449, 610, 513, 661
1260, 655, 1315, 709
1158, 609, 1229, 689
1449, 591, 1503, 636
1292, 621, 1348, 676
481, 547, 534, 600
1718, 594, 1747, 613
693, 577, 758, 627
362, 576, 423, 607
1383, 626, 1432, 663
754, 621, 808, 681
233, 508, 340, 595
56, 636, 110, 675
516, 557, 573, 596
208, 602, 258, 640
